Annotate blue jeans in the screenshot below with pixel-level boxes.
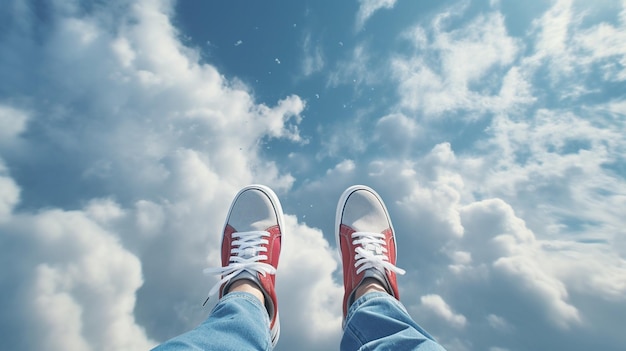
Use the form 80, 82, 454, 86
152, 292, 446, 351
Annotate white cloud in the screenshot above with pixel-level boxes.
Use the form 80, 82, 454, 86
111, 36, 136, 68
392, 11, 523, 117
327, 44, 379, 88
468, 107, 626, 245
316, 114, 370, 160
0, 161, 19, 221
257, 95, 307, 143
531, 0, 574, 66
328, 159, 356, 175
0, 104, 24, 223
355, 0, 397, 30
0, 206, 155, 350
524, 0, 626, 91
301, 32, 325, 77
85, 198, 126, 223
374, 113, 423, 155
486, 314, 513, 332
134, 200, 166, 237
0, 104, 28, 148
420, 294, 467, 328
454, 196, 622, 332
493, 253, 582, 329
575, 10, 626, 81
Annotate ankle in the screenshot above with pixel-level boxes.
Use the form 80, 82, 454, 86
227, 279, 265, 304
354, 277, 388, 300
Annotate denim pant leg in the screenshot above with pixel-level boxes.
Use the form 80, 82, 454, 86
152, 292, 271, 351
341, 292, 447, 351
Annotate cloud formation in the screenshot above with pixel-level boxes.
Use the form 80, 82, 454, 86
1, 206, 153, 350
356, 0, 397, 30
392, 11, 525, 117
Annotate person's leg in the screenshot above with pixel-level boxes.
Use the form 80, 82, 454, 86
342, 286, 445, 351
152, 290, 271, 351
152, 184, 285, 350
336, 185, 447, 351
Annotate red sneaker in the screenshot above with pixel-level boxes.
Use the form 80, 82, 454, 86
204, 184, 284, 347
335, 185, 406, 323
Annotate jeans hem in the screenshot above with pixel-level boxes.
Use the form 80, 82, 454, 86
214, 291, 271, 328
345, 292, 406, 324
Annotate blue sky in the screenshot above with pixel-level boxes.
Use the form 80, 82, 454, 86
1, 0, 625, 350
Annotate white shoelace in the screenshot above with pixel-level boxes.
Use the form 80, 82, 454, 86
352, 232, 406, 276
203, 230, 276, 301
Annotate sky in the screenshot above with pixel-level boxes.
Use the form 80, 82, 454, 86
1, 0, 625, 350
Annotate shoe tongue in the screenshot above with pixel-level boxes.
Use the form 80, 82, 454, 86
240, 247, 257, 259
363, 267, 386, 285
364, 243, 384, 255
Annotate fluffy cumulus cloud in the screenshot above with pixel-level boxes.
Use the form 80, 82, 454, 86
0, 206, 152, 350
419, 294, 467, 329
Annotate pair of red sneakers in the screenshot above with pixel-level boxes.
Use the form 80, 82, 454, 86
205, 184, 405, 347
